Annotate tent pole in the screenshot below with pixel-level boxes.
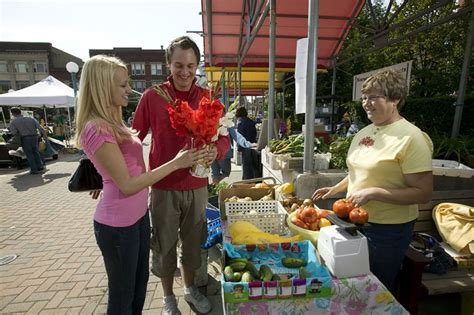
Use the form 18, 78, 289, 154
304, 0, 319, 172
43, 106, 48, 125
67, 107, 72, 131
267, 0, 276, 142
451, 9, 473, 138
1, 107, 6, 128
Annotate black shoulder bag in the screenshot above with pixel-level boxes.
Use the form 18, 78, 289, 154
68, 158, 103, 192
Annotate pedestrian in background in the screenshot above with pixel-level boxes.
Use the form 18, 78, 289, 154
211, 126, 257, 184
8, 107, 47, 174
236, 107, 260, 179
73, 55, 206, 314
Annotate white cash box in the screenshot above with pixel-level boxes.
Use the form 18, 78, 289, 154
317, 225, 370, 278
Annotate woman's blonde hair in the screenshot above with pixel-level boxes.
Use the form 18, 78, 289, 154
361, 69, 408, 109
74, 55, 133, 148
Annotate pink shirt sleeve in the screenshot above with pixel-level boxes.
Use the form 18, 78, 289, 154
82, 122, 117, 156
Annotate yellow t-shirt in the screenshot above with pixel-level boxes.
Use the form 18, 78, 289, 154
347, 118, 433, 224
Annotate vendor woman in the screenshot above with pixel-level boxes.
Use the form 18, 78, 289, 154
312, 69, 433, 293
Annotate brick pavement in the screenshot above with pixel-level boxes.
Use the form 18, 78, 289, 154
0, 138, 241, 314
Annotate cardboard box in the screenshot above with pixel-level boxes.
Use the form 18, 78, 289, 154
221, 241, 332, 303
441, 242, 474, 268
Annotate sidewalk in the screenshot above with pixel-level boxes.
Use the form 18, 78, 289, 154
0, 135, 243, 314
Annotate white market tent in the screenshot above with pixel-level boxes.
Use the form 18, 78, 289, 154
0, 75, 75, 126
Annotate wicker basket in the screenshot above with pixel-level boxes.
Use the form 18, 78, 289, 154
225, 200, 287, 235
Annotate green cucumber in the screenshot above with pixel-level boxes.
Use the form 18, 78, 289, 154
224, 266, 235, 282
282, 257, 307, 268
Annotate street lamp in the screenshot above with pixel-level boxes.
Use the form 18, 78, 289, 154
66, 61, 79, 131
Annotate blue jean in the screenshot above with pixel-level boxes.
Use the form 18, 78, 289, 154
94, 212, 150, 315
241, 148, 261, 180
21, 135, 43, 172
211, 158, 231, 179
362, 220, 415, 294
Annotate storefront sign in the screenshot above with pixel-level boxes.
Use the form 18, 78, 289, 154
352, 60, 413, 101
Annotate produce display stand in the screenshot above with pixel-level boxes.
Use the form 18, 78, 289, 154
218, 177, 408, 314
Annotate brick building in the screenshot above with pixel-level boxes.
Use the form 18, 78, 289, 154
89, 47, 168, 93
0, 41, 83, 94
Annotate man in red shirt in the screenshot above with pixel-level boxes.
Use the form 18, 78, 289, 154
133, 36, 229, 315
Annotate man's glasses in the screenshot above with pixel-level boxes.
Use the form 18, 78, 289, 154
360, 95, 385, 102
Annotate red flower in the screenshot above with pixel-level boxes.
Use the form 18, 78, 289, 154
156, 86, 224, 149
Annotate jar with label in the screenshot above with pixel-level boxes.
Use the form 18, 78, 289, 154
264, 281, 278, 299
278, 279, 293, 298
249, 281, 263, 300
292, 278, 307, 296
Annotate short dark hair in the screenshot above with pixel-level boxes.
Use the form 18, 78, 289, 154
235, 107, 248, 118
362, 69, 408, 109
166, 36, 200, 65
10, 107, 21, 115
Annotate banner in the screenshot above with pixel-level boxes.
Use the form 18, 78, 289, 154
352, 61, 413, 101
295, 38, 308, 114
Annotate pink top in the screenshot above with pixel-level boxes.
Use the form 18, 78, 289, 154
81, 121, 148, 227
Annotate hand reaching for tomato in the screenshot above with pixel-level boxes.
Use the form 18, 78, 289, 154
312, 186, 336, 201
346, 188, 374, 208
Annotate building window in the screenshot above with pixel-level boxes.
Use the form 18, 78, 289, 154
152, 80, 163, 86
34, 62, 48, 73
15, 62, 28, 73
0, 80, 11, 93
16, 81, 30, 89
131, 80, 146, 92
131, 63, 145, 75
150, 63, 163, 75
0, 62, 8, 73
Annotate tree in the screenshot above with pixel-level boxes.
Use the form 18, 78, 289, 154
335, 0, 471, 98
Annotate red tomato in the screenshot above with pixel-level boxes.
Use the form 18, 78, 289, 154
300, 207, 318, 224
332, 198, 354, 219
317, 209, 330, 219
296, 209, 304, 221
349, 208, 369, 225
291, 217, 308, 229
308, 220, 320, 231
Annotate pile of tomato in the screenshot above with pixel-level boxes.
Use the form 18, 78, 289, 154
290, 199, 332, 231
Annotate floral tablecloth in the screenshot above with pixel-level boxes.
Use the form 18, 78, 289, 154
224, 273, 408, 315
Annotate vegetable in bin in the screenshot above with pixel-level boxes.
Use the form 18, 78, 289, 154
269, 134, 328, 156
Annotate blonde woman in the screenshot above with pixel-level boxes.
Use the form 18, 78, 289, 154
74, 55, 206, 314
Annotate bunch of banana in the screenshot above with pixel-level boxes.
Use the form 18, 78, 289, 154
228, 221, 301, 245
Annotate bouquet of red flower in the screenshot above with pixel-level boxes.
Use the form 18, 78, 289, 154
154, 84, 225, 177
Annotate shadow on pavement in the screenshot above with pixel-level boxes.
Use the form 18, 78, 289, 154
7, 172, 71, 191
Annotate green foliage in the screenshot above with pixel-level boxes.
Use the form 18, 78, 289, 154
208, 181, 229, 196
431, 132, 474, 165
336, 0, 471, 99
401, 96, 474, 136
329, 135, 354, 169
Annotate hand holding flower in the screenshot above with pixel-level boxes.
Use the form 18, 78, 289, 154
171, 145, 209, 170
205, 144, 218, 163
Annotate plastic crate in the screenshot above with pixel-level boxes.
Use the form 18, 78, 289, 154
277, 153, 331, 170
262, 148, 282, 170
225, 200, 287, 235
432, 159, 474, 178
202, 205, 222, 249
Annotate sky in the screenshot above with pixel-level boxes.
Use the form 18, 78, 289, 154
0, 0, 205, 61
